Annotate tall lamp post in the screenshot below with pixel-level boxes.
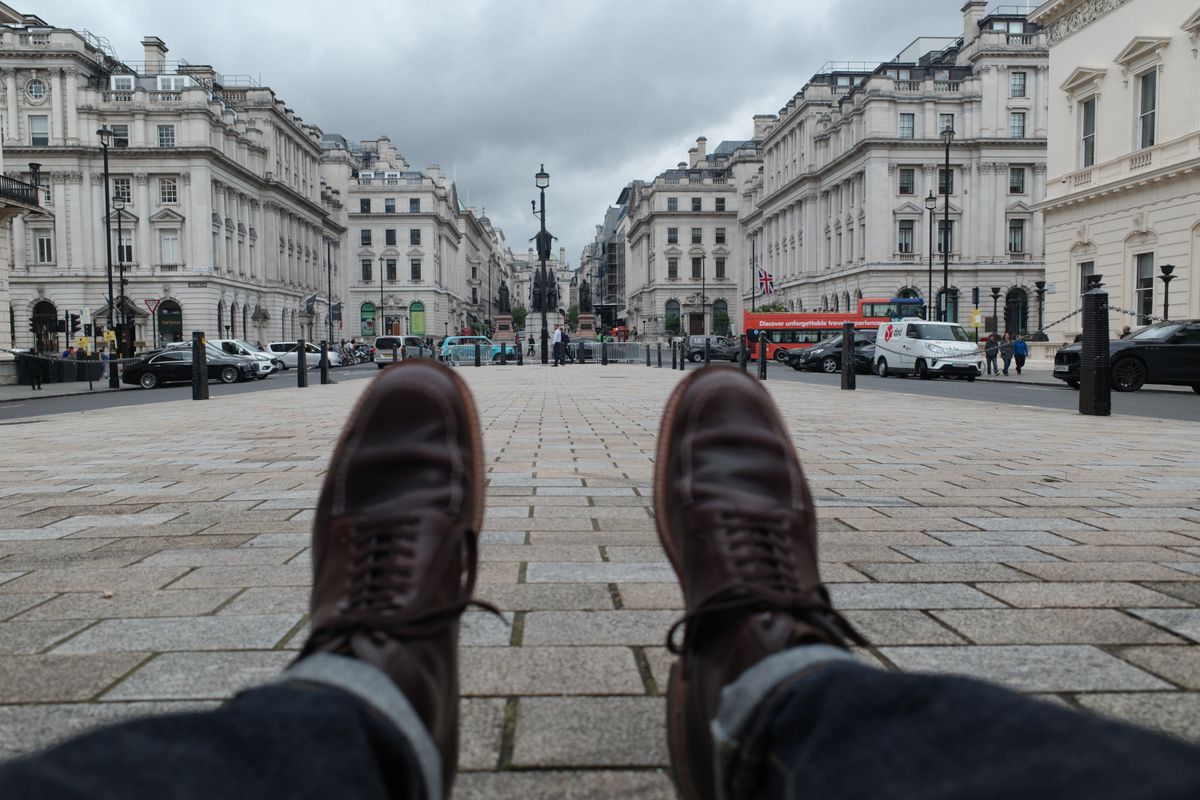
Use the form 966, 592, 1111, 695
924, 190, 937, 320
533, 165, 551, 364
1159, 264, 1175, 321
990, 286, 1002, 335
941, 126, 955, 321
113, 195, 128, 358
325, 238, 334, 346
700, 254, 707, 335
377, 254, 386, 337
97, 128, 118, 388
1031, 280, 1048, 341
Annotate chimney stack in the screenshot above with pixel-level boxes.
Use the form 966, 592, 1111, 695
696, 136, 707, 161
961, 1, 988, 47
142, 36, 168, 74
753, 114, 776, 141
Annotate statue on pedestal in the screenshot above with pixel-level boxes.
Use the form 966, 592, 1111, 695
497, 280, 511, 314
579, 279, 593, 313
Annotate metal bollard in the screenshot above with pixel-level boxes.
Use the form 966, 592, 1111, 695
1079, 286, 1111, 416
191, 331, 209, 400
704, 338, 710, 367
657, 343, 663, 368
474, 341, 482, 367
646, 346, 651, 367
601, 341, 608, 366
297, 338, 308, 388
392, 345, 399, 363
401, 345, 407, 361
739, 334, 749, 373
671, 342, 677, 370
320, 340, 331, 385
757, 337, 767, 381
500, 345, 507, 366
517, 344, 523, 366
840, 322, 856, 390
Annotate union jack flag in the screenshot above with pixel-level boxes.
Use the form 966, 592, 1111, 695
758, 268, 776, 294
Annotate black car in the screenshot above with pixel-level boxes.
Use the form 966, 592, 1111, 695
682, 335, 741, 363
122, 349, 259, 389
1053, 320, 1200, 393
788, 330, 877, 373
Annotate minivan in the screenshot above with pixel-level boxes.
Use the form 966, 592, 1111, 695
873, 319, 982, 380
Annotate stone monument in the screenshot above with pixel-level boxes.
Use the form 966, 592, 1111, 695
494, 280, 515, 343
577, 278, 596, 335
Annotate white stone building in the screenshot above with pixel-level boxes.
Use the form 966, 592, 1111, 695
1, 15, 345, 355
1032, 0, 1200, 338
743, 2, 1049, 333
0, 101, 40, 383
625, 137, 762, 340
319, 134, 512, 341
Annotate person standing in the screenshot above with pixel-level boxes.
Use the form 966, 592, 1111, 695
1013, 334, 1029, 375
551, 324, 563, 367
999, 332, 1014, 376
984, 333, 999, 376
20, 351, 42, 390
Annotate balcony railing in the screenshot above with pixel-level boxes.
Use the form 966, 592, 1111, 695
0, 175, 40, 207
933, 81, 961, 92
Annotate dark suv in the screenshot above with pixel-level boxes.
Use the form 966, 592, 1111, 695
682, 335, 741, 363
788, 329, 877, 373
1053, 320, 1200, 392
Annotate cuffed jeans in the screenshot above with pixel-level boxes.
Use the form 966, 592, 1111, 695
5, 651, 1200, 800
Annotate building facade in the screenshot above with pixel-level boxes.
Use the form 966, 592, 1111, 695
1, 18, 345, 355
743, 2, 1048, 333
625, 136, 761, 341
578, 199, 629, 330
1032, 0, 1200, 339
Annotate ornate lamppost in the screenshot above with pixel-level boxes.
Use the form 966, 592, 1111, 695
1031, 280, 1048, 341
532, 165, 552, 364
97, 128, 119, 387
925, 190, 937, 320
1159, 264, 1176, 321
941, 125, 955, 321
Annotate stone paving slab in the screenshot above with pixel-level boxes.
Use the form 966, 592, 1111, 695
0, 365, 1198, 792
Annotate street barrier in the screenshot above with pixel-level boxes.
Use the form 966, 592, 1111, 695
840, 322, 856, 391
191, 331, 209, 400
297, 338, 308, 388
1080, 286, 1111, 416
568, 342, 646, 364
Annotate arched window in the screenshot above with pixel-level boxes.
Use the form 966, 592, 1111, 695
665, 299, 681, 334
936, 289, 959, 323
360, 302, 377, 338
242, 305, 249, 339
31, 300, 57, 352
229, 302, 238, 338
843, 291, 852, 313
158, 300, 183, 345
217, 302, 225, 335
712, 299, 729, 335
1005, 287, 1028, 334
409, 301, 426, 336
832, 294, 840, 311
821, 294, 829, 311
897, 287, 920, 299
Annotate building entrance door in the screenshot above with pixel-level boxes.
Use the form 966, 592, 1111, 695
688, 313, 704, 335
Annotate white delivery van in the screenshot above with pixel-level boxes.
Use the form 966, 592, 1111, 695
873, 319, 983, 381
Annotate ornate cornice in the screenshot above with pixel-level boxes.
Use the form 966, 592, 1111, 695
1040, 0, 1137, 47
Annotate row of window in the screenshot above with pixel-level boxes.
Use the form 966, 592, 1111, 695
894, 218, 1028, 254
97, 176, 181, 205
359, 198, 422, 214
665, 257, 728, 280
896, 166, 1029, 195
666, 227, 727, 245
361, 258, 422, 282
898, 111, 1027, 140
1077, 70, 1156, 170
30, 228, 183, 265
665, 196, 727, 213
360, 229, 421, 247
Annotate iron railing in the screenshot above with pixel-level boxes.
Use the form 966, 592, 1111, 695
0, 175, 40, 207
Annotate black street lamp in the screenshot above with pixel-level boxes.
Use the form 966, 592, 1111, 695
941, 126, 955, 321
990, 286, 1002, 335
326, 237, 334, 346
924, 190, 937, 320
113, 195, 129, 358
1159, 264, 1176, 321
1031, 280, 1048, 341
97, 128, 119, 387
378, 253, 386, 337
700, 254, 707, 335
533, 165, 551, 364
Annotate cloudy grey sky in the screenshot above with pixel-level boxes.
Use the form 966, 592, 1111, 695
35, 0, 973, 264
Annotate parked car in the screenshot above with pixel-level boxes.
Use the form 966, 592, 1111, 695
440, 335, 500, 362
788, 330, 877, 373
873, 319, 982, 381
681, 335, 741, 363
373, 336, 436, 368
266, 341, 343, 369
122, 348, 259, 389
1053, 320, 1200, 393
210, 339, 277, 378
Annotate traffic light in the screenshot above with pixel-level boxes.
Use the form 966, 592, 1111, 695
84, 324, 93, 337
55, 319, 65, 332
972, 287, 980, 307
69, 314, 81, 335
28, 318, 37, 333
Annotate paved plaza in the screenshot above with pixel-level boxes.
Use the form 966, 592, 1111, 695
1, 365, 1199, 797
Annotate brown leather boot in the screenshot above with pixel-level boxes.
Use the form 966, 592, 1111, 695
654, 367, 865, 800
298, 360, 486, 798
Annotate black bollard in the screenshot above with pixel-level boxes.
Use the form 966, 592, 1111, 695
474, 341, 482, 367
739, 334, 749, 373
704, 338, 710, 367
392, 345, 399, 364
1079, 286, 1111, 416
671, 342, 677, 370
646, 346, 651, 367
320, 340, 331, 385
517, 344, 523, 366
297, 338, 308, 387
601, 341, 608, 366
657, 343, 663, 368
500, 345, 507, 366
758, 336, 767, 381
840, 322, 856, 390
191, 331, 209, 400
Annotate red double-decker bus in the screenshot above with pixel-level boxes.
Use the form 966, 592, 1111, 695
744, 296, 925, 361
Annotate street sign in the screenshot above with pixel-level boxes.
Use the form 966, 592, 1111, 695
103, 329, 116, 343
970, 308, 984, 328
75, 337, 90, 351
144, 298, 161, 314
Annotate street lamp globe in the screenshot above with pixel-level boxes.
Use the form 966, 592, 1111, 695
535, 165, 550, 190
112, 195, 125, 211
924, 190, 937, 212
941, 126, 956, 146
96, 127, 114, 146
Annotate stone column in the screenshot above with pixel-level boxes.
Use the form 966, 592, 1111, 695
1031, 163, 1047, 260
4, 70, 18, 145
49, 69, 64, 146
64, 69, 80, 145
135, 172, 151, 271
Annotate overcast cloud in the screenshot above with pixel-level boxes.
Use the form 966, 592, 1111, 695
34, 1, 967, 263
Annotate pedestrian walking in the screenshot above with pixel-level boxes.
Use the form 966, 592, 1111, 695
527, 337, 535, 357
984, 333, 999, 375
1013, 334, 1029, 375
551, 324, 563, 367
999, 332, 1014, 376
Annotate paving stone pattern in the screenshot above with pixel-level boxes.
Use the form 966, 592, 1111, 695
1, 365, 1199, 795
